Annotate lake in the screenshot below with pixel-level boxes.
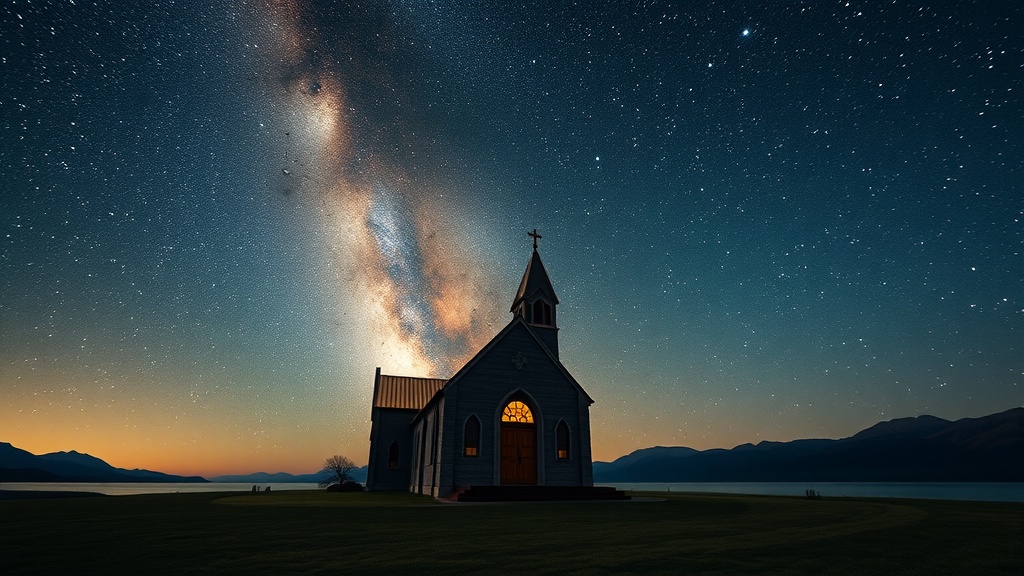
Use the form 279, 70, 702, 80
0, 482, 320, 496
2, 481, 1022, 502
602, 482, 1024, 503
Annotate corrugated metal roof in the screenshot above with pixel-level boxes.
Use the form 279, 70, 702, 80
374, 374, 447, 410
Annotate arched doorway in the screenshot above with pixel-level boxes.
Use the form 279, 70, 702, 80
500, 400, 537, 485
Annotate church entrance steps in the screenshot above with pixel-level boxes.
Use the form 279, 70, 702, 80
451, 485, 630, 502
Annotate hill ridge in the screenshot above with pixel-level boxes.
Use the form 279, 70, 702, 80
594, 407, 1024, 482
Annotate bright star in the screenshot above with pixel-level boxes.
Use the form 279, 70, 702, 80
742, 28, 751, 37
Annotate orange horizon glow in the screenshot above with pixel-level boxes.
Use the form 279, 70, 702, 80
3, 400, 891, 478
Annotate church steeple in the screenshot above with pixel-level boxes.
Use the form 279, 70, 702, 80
511, 229, 560, 356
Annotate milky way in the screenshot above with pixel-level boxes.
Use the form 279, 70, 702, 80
1, 0, 1021, 475
249, 1, 508, 378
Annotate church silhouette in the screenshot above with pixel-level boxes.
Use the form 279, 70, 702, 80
366, 231, 626, 500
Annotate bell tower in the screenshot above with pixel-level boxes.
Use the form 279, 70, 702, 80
511, 229, 560, 356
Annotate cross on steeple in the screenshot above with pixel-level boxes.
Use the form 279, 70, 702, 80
528, 228, 542, 250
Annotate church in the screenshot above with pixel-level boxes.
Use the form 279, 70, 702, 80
365, 231, 596, 498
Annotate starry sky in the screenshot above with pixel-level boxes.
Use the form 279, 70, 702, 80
2, 0, 1021, 477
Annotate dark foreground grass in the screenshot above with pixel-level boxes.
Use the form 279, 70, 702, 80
2, 490, 1021, 575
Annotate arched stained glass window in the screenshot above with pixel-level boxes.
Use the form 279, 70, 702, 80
464, 415, 480, 457
502, 401, 534, 423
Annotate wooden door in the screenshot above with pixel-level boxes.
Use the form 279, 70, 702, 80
500, 425, 537, 484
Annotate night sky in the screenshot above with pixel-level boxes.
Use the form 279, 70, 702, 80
2, 0, 1021, 477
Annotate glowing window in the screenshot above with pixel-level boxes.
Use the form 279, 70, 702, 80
502, 401, 534, 423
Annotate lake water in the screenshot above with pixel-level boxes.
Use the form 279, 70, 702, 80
602, 482, 1024, 503
2, 481, 1022, 502
0, 482, 320, 496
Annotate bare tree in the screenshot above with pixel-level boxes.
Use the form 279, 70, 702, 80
319, 455, 357, 488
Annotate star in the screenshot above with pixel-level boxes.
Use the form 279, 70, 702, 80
1, 0, 1018, 476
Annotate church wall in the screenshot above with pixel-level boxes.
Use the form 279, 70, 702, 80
366, 408, 416, 492
577, 394, 594, 486
412, 399, 447, 497
530, 325, 559, 358
437, 390, 458, 497
410, 418, 425, 493
449, 400, 499, 488
448, 322, 591, 488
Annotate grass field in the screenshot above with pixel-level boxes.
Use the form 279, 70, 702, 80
2, 490, 1022, 574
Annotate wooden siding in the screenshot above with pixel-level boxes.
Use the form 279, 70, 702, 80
410, 399, 447, 497
445, 321, 593, 491
530, 324, 559, 359
365, 407, 416, 491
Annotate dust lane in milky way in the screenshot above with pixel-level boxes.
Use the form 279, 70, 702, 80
255, 1, 507, 377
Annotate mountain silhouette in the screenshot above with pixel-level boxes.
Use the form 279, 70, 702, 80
594, 407, 1024, 482
0, 443, 207, 483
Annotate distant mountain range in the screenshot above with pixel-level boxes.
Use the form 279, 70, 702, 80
0, 442, 367, 484
5, 407, 1020, 484
0, 443, 207, 483
594, 407, 1024, 482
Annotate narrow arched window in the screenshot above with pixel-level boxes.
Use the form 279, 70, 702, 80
464, 415, 481, 457
388, 441, 400, 469
531, 300, 552, 325
556, 421, 570, 460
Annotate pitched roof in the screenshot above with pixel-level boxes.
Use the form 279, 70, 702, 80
510, 249, 559, 311
373, 373, 447, 410
443, 316, 593, 405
